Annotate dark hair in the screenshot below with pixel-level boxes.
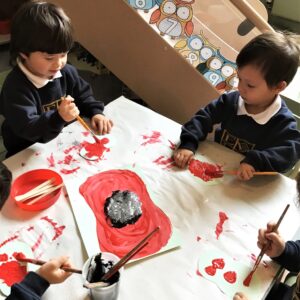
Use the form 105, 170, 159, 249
10, 1, 73, 64
297, 172, 300, 204
0, 162, 12, 210
236, 31, 300, 87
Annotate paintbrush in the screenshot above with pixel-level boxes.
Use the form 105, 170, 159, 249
15, 254, 82, 274
84, 227, 160, 289
76, 115, 100, 143
60, 97, 99, 143
223, 170, 278, 176
243, 204, 290, 286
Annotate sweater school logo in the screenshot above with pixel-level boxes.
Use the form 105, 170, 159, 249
42, 98, 61, 112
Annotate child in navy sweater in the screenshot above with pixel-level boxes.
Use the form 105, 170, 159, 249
0, 1, 113, 157
234, 172, 300, 300
173, 31, 300, 180
7, 256, 73, 300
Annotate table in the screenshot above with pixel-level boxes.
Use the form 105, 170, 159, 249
1, 97, 299, 300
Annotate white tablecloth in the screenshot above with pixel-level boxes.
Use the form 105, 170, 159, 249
1, 97, 299, 300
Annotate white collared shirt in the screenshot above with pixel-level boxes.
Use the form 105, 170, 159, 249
17, 59, 62, 89
237, 95, 282, 125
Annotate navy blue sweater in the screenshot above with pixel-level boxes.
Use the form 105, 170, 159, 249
179, 91, 300, 172
6, 272, 49, 300
269, 240, 300, 300
0, 64, 105, 157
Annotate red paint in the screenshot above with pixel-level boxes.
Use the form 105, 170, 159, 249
79, 169, 172, 259
205, 265, 216, 276
223, 271, 237, 284
188, 159, 223, 182
60, 167, 80, 174
212, 258, 225, 269
196, 269, 203, 277
196, 236, 201, 242
141, 131, 161, 146
243, 270, 254, 287
31, 233, 44, 252
82, 131, 90, 137
153, 156, 175, 169
81, 138, 110, 160
0, 261, 27, 286
215, 211, 229, 239
58, 154, 77, 165
250, 253, 257, 262
64, 145, 80, 154
168, 140, 176, 150
13, 252, 26, 260
0, 254, 8, 262
0, 235, 19, 249
47, 153, 55, 167
41, 216, 65, 241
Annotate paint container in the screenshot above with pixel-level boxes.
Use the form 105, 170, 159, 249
82, 252, 123, 300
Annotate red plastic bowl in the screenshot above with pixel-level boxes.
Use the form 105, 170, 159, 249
11, 169, 63, 211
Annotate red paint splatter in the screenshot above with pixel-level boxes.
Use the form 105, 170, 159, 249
41, 216, 65, 241
47, 153, 55, 167
153, 155, 175, 169
196, 269, 203, 277
81, 138, 110, 160
13, 252, 26, 260
82, 131, 90, 137
27, 226, 34, 232
168, 140, 176, 150
215, 211, 229, 239
250, 253, 257, 262
64, 145, 80, 155
205, 265, 217, 276
224, 271, 237, 284
212, 258, 225, 269
31, 233, 44, 252
243, 270, 254, 286
79, 169, 172, 259
196, 236, 201, 242
141, 131, 161, 146
0, 254, 8, 262
60, 167, 80, 174
188, 159, 223, 182
35, 152, 40, 156
0, 235, 19, 249
58, 154, 77, 165
0, 261, 27, 286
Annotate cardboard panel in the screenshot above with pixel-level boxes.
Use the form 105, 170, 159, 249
51, 0, 268, 123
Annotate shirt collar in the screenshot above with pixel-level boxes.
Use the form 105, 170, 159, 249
237, 95, 282, 125
17, 59, 62, 89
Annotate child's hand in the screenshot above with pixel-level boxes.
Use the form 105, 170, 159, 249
91, 114, 113, 135
257, 221, 285, 258
36, 256, 73, 284
173, 148, 194, 168
58, 96, 79, 122
237, 163, 255, 180
233, 292, 249, 300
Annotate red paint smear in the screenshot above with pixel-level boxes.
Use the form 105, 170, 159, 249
153, 156, 175, 169
82, 131, 89, 137
196, 236, 201, 242
0, 261, 27, 286
31, 233, 44, 252
215, 211, 229, 239
64, 145, 80, 154
212, 258, 225, 269
58, 154, 77, 165
0, 254, 8, 262
60, 167, 80, 174
224, 271, 237, 284
196, 269, 203, 277
81, 138, 110, 160
168, 140, 176, 150
243, 270, 254, 286
188, 159, 223, 182
41, 216, 65, 241
47, 153, 55, 167
79, 169, 172, 259
0, 235, 19, 249
205, 265, 216, 276
250, 253, 257, 262
13, 252, 26, 260
141, 131, 162, 146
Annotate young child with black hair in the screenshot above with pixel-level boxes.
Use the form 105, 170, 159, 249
0, 1, 113, 157
234, 172, 300, 300
173, 31, 300, 180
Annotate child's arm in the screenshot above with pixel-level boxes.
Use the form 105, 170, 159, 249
7, 256, 73, 300
173, 148, 194, 168
91, 114, 113, 135
258, 222, 300, 273
233, 292, 249, 300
